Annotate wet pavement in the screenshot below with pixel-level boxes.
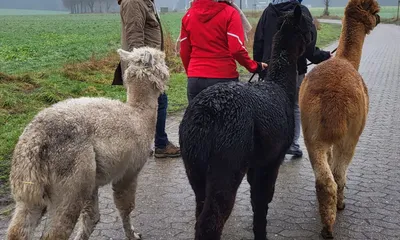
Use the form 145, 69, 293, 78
1, 22, 400, 240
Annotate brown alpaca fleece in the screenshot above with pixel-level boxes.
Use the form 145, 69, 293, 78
299, 0, 380, 239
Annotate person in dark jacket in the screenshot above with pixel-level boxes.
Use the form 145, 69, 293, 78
253, 0, 331, 158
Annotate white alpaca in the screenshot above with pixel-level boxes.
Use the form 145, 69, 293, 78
6, 47, 169, 240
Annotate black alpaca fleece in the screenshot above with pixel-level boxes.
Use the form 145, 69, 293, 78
179, 5, 312, 240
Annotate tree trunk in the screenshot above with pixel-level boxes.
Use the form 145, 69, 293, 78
106, 2, 111, 12
87, 1, 95, 13
323, 0, 330, 16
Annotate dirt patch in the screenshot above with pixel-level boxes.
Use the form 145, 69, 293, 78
62, 53, 119, 84
164, 28, 185, 74
0, 72, 40, 89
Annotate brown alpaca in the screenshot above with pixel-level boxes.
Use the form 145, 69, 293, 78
299, 0, 380, 239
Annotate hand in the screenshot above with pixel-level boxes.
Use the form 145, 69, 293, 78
261, 62, 268, 69
256, 62, 268, 74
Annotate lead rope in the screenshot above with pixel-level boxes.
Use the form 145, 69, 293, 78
249, 47, 338, 83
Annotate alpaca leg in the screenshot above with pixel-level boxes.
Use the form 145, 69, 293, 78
327, 145, 334, 168
332, 139, 357, 211
41, 197, 85, 240
7, 202, 45, 240
74, 187, 100, 240
247, 164, 280, 240
43, 146, 96, 240
112, 167, 141, 240
194, 184, 206, 220
307, 144, 337, 239
185, 167, 206, 220
195, 168, 246, 240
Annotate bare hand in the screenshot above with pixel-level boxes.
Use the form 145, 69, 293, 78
261, 62, 268, 69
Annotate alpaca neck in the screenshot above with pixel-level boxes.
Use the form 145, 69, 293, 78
126, 86, 159, 133
267, 41, 299, 101
335, 16, 367, 70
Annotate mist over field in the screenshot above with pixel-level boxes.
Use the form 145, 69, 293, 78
0, 0, 397, 12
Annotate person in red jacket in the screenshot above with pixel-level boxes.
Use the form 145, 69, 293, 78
179, 0, 267, 103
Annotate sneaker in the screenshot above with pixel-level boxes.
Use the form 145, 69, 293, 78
154, 141, 181, 158
287, 147, 303, 158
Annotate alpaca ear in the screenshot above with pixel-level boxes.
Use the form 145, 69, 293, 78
153, 63, 170, 92
117, 49, 133, 63
294, 5, 302, 23
142, 51, 154, 67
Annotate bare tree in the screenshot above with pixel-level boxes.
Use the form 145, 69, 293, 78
64, 0, 115, 14
86, 0, 96, 12
62, 0, 73, 13
323, 0, 330, 16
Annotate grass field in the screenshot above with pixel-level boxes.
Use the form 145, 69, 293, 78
0, 10, 341, 197
0, 9, 69, 15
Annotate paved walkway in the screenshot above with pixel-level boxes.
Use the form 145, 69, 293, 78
1, 23, 400, 240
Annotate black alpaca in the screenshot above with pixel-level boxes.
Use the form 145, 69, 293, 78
179, 5, 312, 240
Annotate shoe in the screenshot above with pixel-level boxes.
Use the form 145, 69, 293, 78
149, 149, 154, 157
154, 141, 181, 158
287, 147, 303, 158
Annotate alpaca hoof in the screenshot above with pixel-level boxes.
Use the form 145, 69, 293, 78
321, 227, 334, 239
254, 234, 268, 240
133, 232, 142, 240
337, 202, 346, 211
127, 230, 142, 240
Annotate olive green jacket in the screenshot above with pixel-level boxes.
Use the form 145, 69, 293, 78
113, 0, 164, 85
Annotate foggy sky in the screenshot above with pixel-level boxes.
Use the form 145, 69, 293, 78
0, 0, 397, 11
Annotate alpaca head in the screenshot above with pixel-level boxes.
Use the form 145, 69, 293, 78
117, 47, 169, 94
346, 0, 380, 34
276, 5, 313, 57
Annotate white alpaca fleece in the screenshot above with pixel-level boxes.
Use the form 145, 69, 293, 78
7, 47, 168, 240
119, 47, 170, 92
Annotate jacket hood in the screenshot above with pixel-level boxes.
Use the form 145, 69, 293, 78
269, 1, 300, 16
191, 0, 228, 23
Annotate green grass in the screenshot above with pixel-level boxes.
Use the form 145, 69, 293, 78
315, 23, 342, 47
0, 9, 69, 16
0, 12, 184, 74
0, 12, 341, 197
309, 6, 399, 19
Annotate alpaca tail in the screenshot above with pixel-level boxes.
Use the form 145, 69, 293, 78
10, 128, 49, 207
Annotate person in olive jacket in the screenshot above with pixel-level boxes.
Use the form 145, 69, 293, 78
253, 0, 331, 158
113, 0, 181, 158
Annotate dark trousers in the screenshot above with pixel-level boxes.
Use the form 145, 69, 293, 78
187, 77, 239, 103
155, 93, 169, 149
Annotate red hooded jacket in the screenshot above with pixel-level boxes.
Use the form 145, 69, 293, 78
179, 0, 259, 79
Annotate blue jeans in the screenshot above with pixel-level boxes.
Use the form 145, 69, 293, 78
291, 74, 305, 150
155, 93, 169, 149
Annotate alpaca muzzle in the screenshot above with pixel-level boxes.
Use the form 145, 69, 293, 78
375, 14, 380, 25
